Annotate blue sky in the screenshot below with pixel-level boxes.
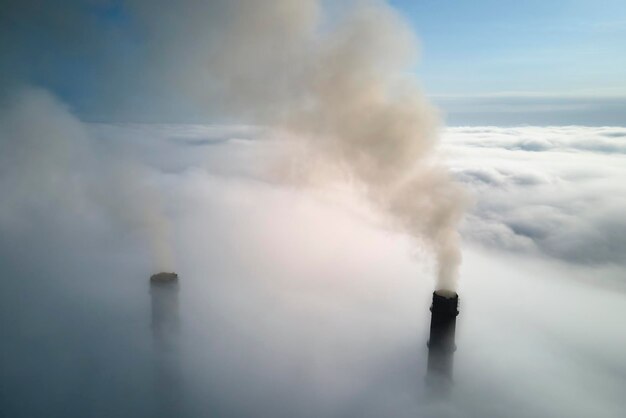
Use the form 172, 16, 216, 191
389, 0, 626, 124
2, 0, 625, 125
391, 0, 626, 96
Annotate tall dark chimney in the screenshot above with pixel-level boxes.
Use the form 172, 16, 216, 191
426, 290, 459, 392
150, 272, 180, 417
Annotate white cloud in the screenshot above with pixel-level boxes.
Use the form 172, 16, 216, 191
445, 125, 626, 153
2, 107, 626, 417
443, 126, 626, 268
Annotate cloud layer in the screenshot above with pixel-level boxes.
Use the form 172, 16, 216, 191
444, 126, 626, 270
1, 110, 626, 417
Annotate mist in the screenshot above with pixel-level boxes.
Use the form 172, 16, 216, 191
124, 0, 467, 290
2, 0, 467, 289
2, 117, 626, 417
1, 1, 626, 418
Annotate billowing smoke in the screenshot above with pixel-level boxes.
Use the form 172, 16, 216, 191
273, 4, 467, 290
1, 0, 466, 289
130, 0, 467, 289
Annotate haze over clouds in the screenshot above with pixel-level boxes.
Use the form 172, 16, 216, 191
3, 0, 467, 288
1, 1, 626, 418
444, 126, 626, 272
2, 112, 626, 417
433, 95, 626, 126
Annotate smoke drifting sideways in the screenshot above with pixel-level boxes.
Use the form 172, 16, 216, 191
268, 5, 467, 291
1, 0, 466, 290
140, 0, 467, 290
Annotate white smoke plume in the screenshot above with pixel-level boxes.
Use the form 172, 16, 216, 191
274, 2, 467, 290
1, 0, 466, 289
0, 87, 175, 273
130, 0, 467, 289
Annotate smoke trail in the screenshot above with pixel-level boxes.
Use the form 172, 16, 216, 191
1, 0, 466, 288
276, 4, 467, 290
101, 162, 175, 272
135, 0, 467, 289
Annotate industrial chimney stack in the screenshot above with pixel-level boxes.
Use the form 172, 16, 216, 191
426, 290, 459, 392
150, 272, 180, 416
150, 272, 180, 346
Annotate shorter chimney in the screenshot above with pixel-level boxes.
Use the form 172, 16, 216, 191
150, 272, 180, 345
150, 272, 181, 416
426, 290, 459, 390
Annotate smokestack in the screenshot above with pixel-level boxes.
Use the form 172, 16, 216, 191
150, 272, 179, 344
426, 290, 459, 392
150, 272, 181, 416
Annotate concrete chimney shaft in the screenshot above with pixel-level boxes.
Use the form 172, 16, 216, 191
149, 272, 180, 416
427, 290, 459, 387
150, 272, 179, 346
